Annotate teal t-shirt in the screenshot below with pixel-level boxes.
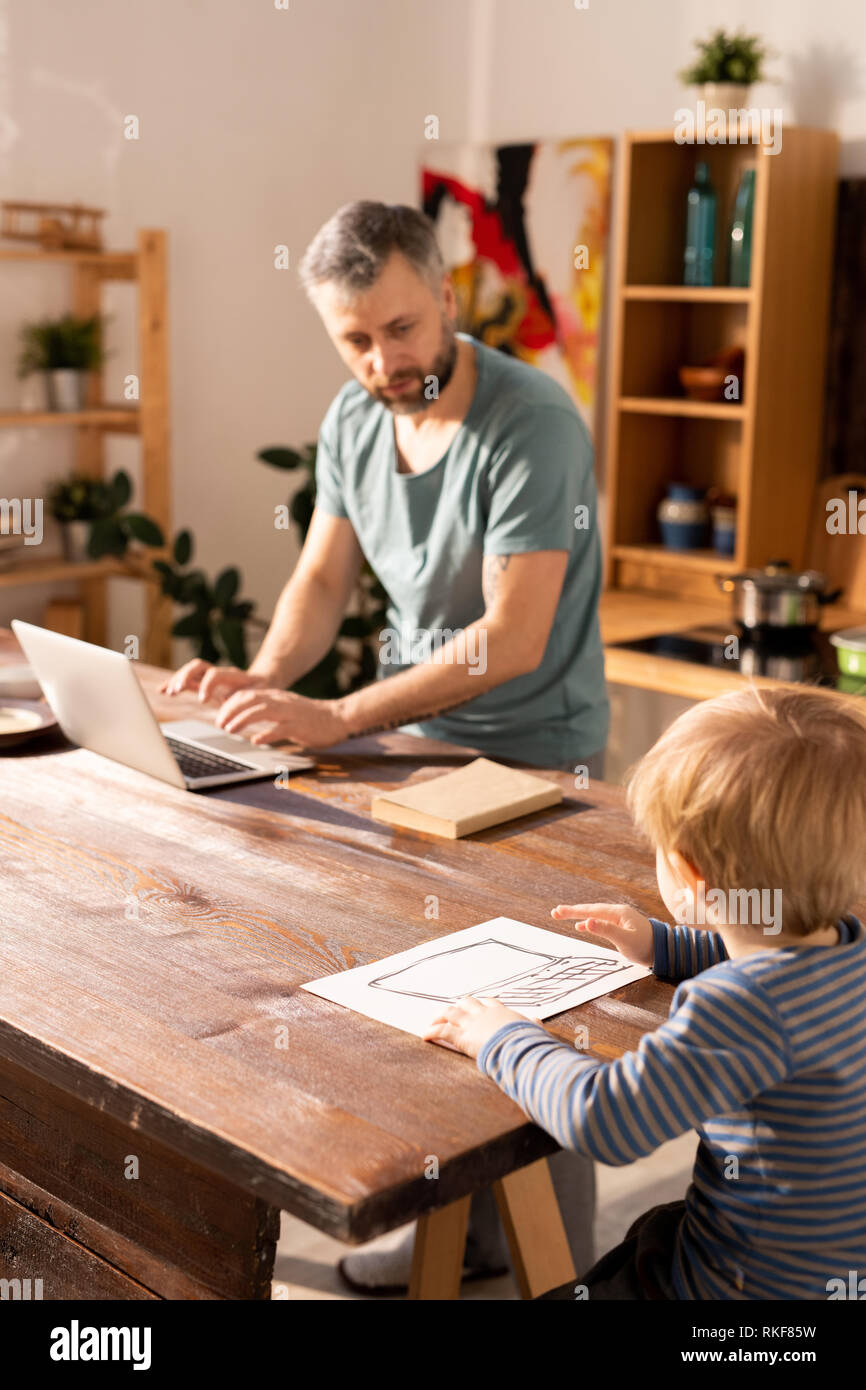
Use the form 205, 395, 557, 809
314, 334, 609, 768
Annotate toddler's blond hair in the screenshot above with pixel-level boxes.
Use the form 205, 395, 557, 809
626, 685, 866, 936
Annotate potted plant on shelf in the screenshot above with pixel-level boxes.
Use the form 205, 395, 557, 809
679, 28, 771, 111
17, 312, 107, 412
48, 469, 163, 562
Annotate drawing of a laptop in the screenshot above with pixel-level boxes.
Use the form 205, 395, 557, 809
12, 620, 314, 791
369, 938, 629, 1008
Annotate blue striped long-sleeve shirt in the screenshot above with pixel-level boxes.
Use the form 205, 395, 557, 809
477, 913, 866, 1299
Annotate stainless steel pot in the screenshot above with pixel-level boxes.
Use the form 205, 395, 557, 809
715, 561, 843, 631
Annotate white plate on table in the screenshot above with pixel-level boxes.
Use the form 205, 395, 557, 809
0, 698, 58, 749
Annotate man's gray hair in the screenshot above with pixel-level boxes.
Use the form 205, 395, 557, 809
298, 201, 445, 300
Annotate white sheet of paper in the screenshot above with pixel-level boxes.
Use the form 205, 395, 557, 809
302, 916, 651, 1039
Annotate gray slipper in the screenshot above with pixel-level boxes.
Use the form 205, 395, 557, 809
337, 1229, 509, 1296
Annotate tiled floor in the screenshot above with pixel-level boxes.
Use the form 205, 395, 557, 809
272, 1131, 698, 1300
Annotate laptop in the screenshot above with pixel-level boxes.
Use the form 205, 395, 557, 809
11, 620, 314, 790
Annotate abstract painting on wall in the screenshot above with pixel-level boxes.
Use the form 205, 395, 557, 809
421, 138, 613, 435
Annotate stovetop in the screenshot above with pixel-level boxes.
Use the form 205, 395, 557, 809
608, 625, 866, 695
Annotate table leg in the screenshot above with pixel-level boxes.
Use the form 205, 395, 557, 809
407, 1195, 471, 1300
493, 1158, 576, 1299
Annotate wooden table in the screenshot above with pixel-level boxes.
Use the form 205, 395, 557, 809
0, 631, 674, 1300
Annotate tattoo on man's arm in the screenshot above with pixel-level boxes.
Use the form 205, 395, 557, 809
482, 553, 511, 607
347, 689, 478, 741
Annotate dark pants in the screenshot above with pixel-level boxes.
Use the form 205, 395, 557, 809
536, 1199, 685, 1300
467, 1149, 597, 1279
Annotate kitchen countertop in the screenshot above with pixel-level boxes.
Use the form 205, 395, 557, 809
599, 591, 866, 701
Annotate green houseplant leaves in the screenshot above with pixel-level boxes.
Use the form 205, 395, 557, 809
48, 439, 388, 685
17, 313, 108, 376
257, 440, 388, 698
48, 469, 164, 558
679, 29, 772, 86
154, 529, 256, 668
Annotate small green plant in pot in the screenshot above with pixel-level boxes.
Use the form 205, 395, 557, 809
153, 529, 256, 667
17, 312, 107, 412
257, 443, 388, 698
679, 28, 772, 109
48, 469, 163, 563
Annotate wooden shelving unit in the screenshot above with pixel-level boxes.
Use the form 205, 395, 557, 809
604, 127, 839, 601
0, 230, 172, 662
0, 407, 139, 429
0, 552, 158, 591
622, 285, 754, 303
618, 397, 747, 420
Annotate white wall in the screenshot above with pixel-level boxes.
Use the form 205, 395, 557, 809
479, 0, 866, 173
0, 0, 474, 646
1, 0, 864, 653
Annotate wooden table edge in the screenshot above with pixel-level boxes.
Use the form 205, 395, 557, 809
0, 1015, 573, 1245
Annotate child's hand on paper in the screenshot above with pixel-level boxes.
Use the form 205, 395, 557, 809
550, 902, 654, 967
424, 996, 530, 1060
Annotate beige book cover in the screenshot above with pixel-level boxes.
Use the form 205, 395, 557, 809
370, 757, 563, 838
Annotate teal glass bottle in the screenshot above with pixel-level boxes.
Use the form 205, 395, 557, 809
728, 168, 755, 288
683, 161, 716, 287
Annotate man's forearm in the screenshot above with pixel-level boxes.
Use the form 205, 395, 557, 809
249, 572, 345, 687
335, 619, 532, 738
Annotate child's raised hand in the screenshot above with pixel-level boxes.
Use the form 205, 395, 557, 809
550, 902, 655, 966
424, 996, 530, 1059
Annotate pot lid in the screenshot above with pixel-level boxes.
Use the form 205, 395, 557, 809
725, 563, 829, 594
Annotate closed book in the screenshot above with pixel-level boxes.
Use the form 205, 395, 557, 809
370, 757, 563, 838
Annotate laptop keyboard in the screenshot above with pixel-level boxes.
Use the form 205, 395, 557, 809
164, 735, 257, 780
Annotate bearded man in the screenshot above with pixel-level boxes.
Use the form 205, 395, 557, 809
162, 200, 608, 1292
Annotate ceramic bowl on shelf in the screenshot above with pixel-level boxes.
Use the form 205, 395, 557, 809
679, 346, 745, 403
678, 365, 730, 401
